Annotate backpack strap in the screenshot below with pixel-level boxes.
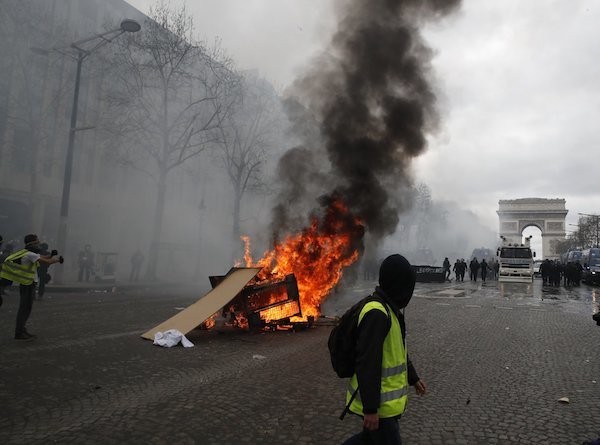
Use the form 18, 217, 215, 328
361, 293, 392, 332
340, 387, 360, 420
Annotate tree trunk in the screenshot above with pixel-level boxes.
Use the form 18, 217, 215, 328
145, 169, 167, 280
232, 184, 242, 262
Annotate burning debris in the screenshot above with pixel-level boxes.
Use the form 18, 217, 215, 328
141, 268, 262, 340
241, 197, 363, 320
141, 267, 313, 340
243, 0, 462, 317
207, 272, 310, 331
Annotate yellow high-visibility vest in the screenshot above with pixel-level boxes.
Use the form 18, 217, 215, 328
346, 300, 409, 418
0, 249, 39, 285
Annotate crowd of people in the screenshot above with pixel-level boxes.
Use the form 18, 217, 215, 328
443, 255, 586, 287
539, 259, 584, 287
443, 256, 499, 282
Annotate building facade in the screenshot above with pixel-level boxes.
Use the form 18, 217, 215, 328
0, 0, 271, 281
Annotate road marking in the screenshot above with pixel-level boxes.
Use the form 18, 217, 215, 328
465, 304, 481, 308
496, 306, 513, 310
436, 303, 451, 306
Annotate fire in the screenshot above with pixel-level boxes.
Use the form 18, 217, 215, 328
259, 300, 301, 323
242, 197, 364, 319
204, 305, 250, 330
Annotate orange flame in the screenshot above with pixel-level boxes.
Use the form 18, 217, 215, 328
242, 197, 364, 319
260, 300, 301, 323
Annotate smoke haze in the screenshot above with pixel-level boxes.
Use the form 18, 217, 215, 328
273, 0, 462, 242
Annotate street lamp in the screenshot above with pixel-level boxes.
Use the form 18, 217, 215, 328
32, 19, 141, 283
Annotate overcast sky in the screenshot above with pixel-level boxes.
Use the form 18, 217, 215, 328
125, 0, 600, 250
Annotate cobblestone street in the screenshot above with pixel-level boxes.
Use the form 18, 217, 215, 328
0, 278, 599, 444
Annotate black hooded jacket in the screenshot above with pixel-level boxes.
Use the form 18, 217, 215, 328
354, 254, 420, 415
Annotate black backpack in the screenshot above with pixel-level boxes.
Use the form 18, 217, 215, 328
327, 294, 391, 378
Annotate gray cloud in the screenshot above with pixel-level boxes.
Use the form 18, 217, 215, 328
418, 0, 600, 229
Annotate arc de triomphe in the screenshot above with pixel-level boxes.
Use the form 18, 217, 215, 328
497, 198, 567, 259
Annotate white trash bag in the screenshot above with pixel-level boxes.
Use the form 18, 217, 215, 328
153, 329, 194, 348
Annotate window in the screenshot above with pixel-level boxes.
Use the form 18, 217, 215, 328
500, 248, 532, 259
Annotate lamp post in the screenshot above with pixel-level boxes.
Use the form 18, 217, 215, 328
32, 20, 141, 283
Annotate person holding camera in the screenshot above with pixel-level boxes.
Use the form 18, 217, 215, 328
0, 234, 63, 340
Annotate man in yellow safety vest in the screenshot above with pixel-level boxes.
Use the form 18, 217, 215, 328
0, 234, 63, 340
343, 254, 427, 445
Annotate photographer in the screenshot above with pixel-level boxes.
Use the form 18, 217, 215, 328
0, 234, 63, 340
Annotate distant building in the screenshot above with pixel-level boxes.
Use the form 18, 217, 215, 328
497, 198, 567, 260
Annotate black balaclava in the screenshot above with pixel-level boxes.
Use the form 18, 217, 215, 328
24, 234, 40, 253
378, 254, 416, 309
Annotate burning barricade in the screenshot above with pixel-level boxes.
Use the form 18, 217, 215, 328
206, 271, 314, 331
141, 267, 314, 340
142, 197, 363, 341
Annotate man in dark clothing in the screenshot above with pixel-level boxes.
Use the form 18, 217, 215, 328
0, 239, 16, 302
540, 259, 551, 285
470, 258, 480, 281
574, 260, 583, 286
343, 254, 427, 445
442, 257, 451, 281
453, 259, 461, 282
480, 259, 489, 282
129, 249, 145, 282
545, 261, 556, 286
552, 261, 563, 287
78, 244, 94, 282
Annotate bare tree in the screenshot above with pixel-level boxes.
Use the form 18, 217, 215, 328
563, 215, 600, 250
103, 2, 238, 279
214, 72, 283, 251
413, 183, 432, 246
552, 236, 577, 256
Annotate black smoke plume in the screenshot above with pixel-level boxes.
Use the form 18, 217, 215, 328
272, 0, 461, 245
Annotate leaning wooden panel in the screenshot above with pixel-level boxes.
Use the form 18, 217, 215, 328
141, 267, 261, 340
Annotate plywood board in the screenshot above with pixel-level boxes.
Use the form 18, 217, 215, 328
141, 267, 261, 340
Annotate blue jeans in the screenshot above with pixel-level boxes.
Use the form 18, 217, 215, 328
342, 417, 402, 445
